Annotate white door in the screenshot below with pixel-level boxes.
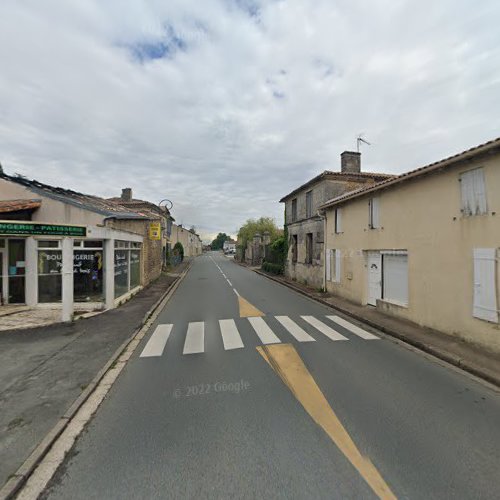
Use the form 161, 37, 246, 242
473, 248, 498, 323
367, 251, 382, 306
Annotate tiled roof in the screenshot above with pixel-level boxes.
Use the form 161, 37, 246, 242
0, 199, 42, 213
279, 170, 395, 202
319, 136, 500, 210
0, 173, 150, 220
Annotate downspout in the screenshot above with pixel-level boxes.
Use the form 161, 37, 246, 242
319, 208, 326, 292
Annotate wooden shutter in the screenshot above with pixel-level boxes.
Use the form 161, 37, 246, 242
473, 248, 498, 322
461, 168, 487, 216
371, 197, 380, 228
335, 208, 342, 233
326, 249, 332, 281
335, 249, 341, 283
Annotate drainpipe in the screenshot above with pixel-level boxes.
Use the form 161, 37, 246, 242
319, 209, 326, 292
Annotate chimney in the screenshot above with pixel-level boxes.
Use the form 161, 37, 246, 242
121, 188, 132, 202
341, 151, 361, 173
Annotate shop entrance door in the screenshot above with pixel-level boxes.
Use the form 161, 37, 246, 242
8, 239, 26, 304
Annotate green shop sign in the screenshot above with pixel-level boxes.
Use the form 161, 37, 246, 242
0, 221, 87, 237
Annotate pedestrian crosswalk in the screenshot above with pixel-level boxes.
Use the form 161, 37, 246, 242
139, 315, 380, 359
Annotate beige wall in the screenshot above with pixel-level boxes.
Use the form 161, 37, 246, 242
0, 179, 104, 226
171, 224, 202, 257
324, 154, 500, 352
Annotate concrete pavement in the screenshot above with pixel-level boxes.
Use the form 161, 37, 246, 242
40, 252, 500, 499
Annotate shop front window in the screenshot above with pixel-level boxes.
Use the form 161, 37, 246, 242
38, 241, 62, 303
114, 241, 142, 299
74, 241, 103, 302
8, 239, 26, 304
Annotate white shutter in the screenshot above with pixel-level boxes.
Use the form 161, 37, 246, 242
473, 248, 498, 322
335, 249, 341, 283
336, 208, 342, 233
326, 249, 332, 281
383, 254, 408, 305
372, 197, 380, 228
461, 168, 487, 216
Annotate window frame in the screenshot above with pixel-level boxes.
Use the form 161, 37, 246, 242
368, 197, 380, 229
460, 167, 488, 217
334, 208, 343, 234
306, 190, 313, 218
305, 232, 313, 264
291, 198, 298, 222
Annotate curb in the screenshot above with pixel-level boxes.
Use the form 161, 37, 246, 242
0, 260, 193, 500
254, 269, 500, 389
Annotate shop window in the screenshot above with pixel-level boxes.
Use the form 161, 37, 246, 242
114, 241, 142, 299
38, 241, 62, 303
74, 246, 103, 302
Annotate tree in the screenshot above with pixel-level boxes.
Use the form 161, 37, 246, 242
237, 217, 282, 248
211, 232, 229, 250
173, 242, 184, 262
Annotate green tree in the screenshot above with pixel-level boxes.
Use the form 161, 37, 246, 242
173, 242, 184, 262
237, 217, 282, 248
211, 232, 229, 250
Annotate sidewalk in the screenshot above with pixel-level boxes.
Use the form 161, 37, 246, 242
0, 260, 190, 490
255, 269, 500, 388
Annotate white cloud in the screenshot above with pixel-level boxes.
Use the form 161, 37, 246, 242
0, 0, 499, 242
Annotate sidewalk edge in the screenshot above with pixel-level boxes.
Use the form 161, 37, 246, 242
0, 260, 194, 500
253, 269, 500, 389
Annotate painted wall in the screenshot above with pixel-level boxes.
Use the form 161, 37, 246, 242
324, 153, 500, 353
170, 224, 202, 257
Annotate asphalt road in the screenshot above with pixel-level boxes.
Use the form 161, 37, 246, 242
43, 252, 500, 499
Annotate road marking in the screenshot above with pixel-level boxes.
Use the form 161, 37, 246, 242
139, 324, 173, 357
248, 317, 281, 344
275, 316, 316, 342
227, 279, 233, 286
233, 288, 240, 297
257, 344, 396, 500
238, 295, 264, 317
328, 316, 379, 340
301, 316, 348, 341
183, 322, 205, 354
219, 319, 244, 350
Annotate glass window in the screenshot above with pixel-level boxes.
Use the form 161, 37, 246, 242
74, 250, 103, 302
0, 239, 5, 248
84, 240, 103, 248
38, 240, 61, 248
114, 249, 129, 298
130, 250, 141, 289
306, 191, 313, 218
73, 240, 82, 247
8, 239, 26, 304
38, 249, 62, 303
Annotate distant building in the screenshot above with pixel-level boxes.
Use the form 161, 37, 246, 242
223, 239, 237, 253
170, 223, 202, 257
320, 138, 500, 353
280, 151, 393, 288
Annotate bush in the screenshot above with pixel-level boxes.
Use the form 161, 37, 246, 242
262, 261, 283, 275
173, 242, 184, 262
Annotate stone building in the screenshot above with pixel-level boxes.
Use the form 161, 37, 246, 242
170, 223, 202, 257
280, 151, 393, 288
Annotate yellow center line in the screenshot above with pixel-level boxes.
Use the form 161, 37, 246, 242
257, 344, 397, 500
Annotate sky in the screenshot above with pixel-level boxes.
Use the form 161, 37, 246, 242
0, 0, 499, 242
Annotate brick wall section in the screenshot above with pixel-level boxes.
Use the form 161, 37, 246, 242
106, 219, 163, 286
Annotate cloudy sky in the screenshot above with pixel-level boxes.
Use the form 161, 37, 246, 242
1, 0, 499, 241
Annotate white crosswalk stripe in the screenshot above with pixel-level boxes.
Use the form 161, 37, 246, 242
139, 315, 381, 359
183, 321, 205, 354
139, 324, 173, 357
327, 316, 379, 340
301, 316, 348, 341
219, 319, 244, 350
275, 316, 315, 342
248, 317, 281, 344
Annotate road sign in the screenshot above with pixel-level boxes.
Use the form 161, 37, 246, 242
149, 222, 161, 240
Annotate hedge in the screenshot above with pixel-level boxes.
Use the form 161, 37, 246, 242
262, 261, 283, 275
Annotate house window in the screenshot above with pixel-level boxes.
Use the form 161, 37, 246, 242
473, 248, 498, 323
368, 197, 380, 229
382, 252, 408, 306
306, 190, 313, 218
327, 249, 341, 283
305, 233, 313, 264
460, 168, 487, 216
335, 208, 343, 234
292, 235, 298, 263
291, 198, 298, 222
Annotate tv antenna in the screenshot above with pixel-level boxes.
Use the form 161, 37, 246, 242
357, 134, 371, 152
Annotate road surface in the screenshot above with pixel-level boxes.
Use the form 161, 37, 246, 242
42, 252, 500, 499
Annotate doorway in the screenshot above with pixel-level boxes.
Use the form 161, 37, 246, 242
8, 239, 26, 304
367, 251, 382, 306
